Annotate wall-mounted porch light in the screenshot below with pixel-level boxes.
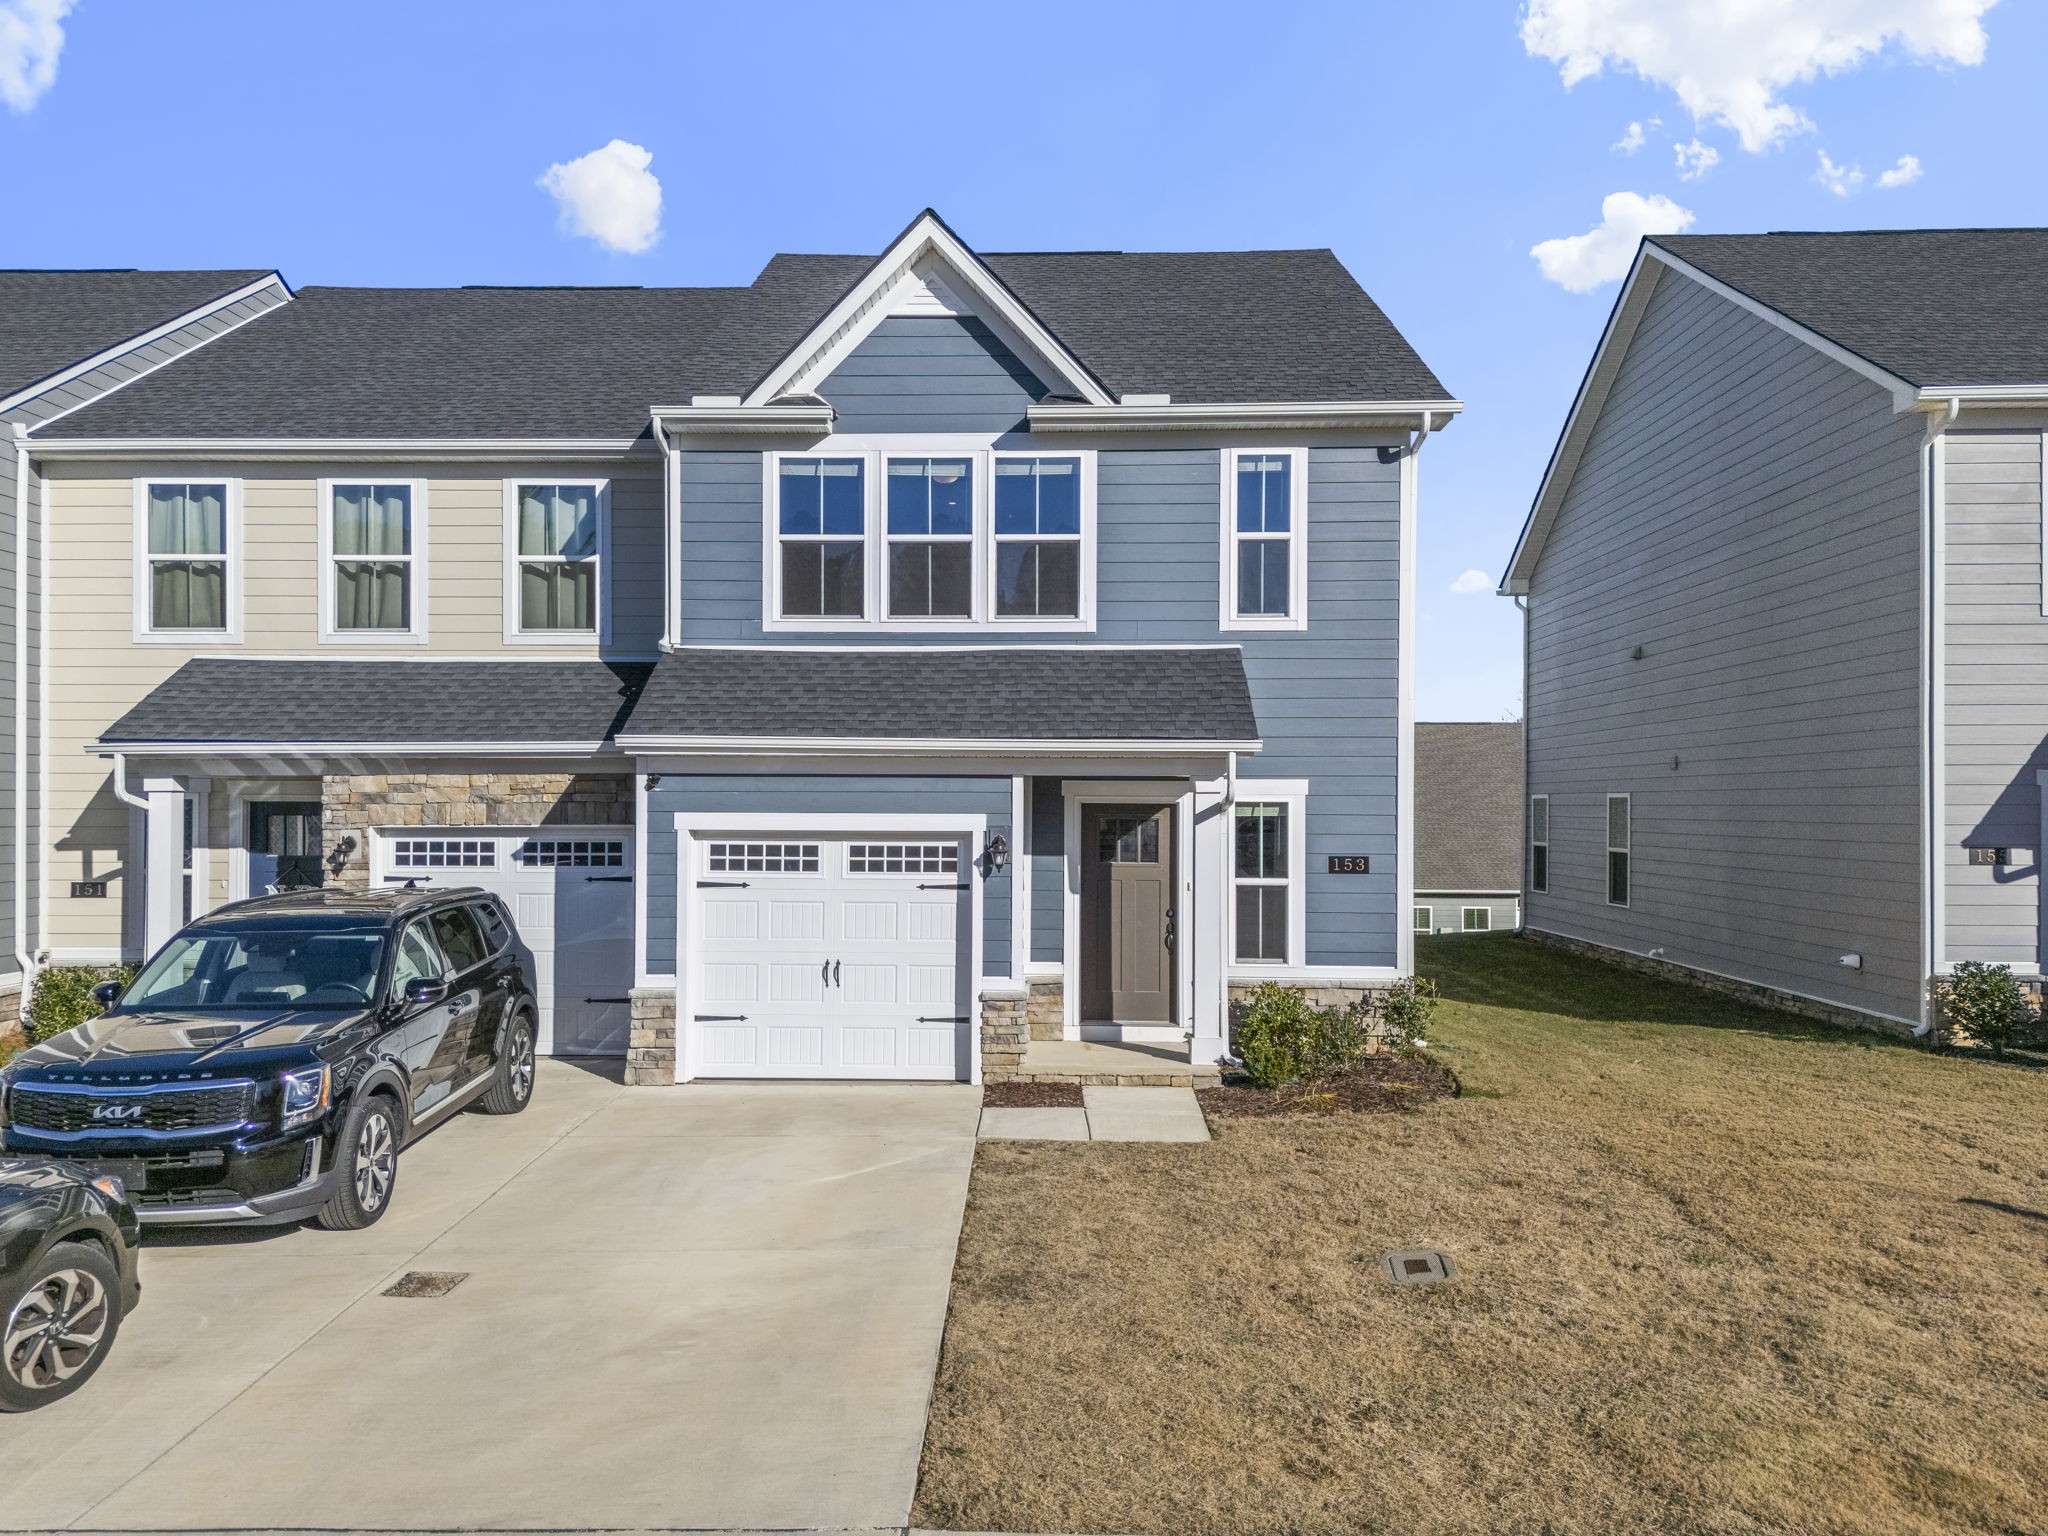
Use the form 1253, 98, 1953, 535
982, 832, 1008, 876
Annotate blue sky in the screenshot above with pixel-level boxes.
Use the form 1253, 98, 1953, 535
2, 0, 2039, 718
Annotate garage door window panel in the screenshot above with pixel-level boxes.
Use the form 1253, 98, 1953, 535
391, 838, 497, 871
706, 842, 821, 875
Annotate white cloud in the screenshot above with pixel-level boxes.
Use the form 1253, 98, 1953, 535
1878, 152, 1924, 187
1674, 137, 1721, 179
0, 0, 73, 113
538, 139, 662, 254
1815, 149, 1865, 195
1521, 0, 1998, 152
1531, 191, 1695, 294
1450, 569, 1495, 595
1613, 119, 1647, 152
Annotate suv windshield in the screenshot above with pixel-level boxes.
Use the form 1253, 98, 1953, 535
120, 927, 387, 1011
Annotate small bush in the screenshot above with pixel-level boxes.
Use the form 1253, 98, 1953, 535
1301, 996, 1376, 1080
1377, 976, 1441, 1053
1236, 982, 1320, 1088
25, 964, 135, 1045
1942, 960, 2030, 1057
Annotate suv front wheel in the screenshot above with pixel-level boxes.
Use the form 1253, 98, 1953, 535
316, 1094, 400, 1231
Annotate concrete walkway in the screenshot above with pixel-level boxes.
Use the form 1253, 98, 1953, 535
0, 1063, 981, 1533
980, 1085, 1211, 1142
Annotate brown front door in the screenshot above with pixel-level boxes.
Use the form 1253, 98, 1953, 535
1080, 804, 1176, 1024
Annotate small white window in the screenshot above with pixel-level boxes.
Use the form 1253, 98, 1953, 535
1221, 447, 1308, 631
505, 481, 608, 642
773, 458, 867, 621
705, 842, 820, 874
1413, 905, 1432, 932
1462, 906, 1491, 932
321, 480, 425, 642
516, 838, 626, 868
848, 843, 959, 875
886, 458, 975, 619
1607, 794, 1630, 907
135, 480, 239, 641
391, 837, 496, 870
1530, 794, 1549, 893
1231, 792, 1306, 965
992, 456, 1084, 620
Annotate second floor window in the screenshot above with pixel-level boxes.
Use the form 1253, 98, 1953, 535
777, 458, 865, 619
994, 457, 1081, 618
886, 458, 973, 618
1223, 447, 1308, 631
511, 482, 605, 637
142, 481, 231, 634
326, 482, 419, 638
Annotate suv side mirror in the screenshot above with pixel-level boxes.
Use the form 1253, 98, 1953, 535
403, 977, 450, 1009
89, 980, 123, 1010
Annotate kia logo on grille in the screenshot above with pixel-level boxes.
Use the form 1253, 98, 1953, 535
89, 1103, 144, 1122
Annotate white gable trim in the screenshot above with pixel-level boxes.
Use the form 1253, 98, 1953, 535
1500, 244, 1923, 596
741, 212, 1113, 409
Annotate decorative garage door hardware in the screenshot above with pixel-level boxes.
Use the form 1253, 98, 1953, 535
696, 880, 749, 888
919, 881, 971, 890
695, 1014, 748, 1022
584, 875, 633, 883
583, 997, 632, 1005
918, 1016, 971, 1024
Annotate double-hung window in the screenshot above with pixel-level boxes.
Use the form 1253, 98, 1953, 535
886, 457, 973, 618
323, 481, 423, 640
1232, 788, 1307, 966
1607, 794, 1630, 907
137, 480, 237, 640
993, 456, 1082, 619
1463, 906, 1491, 932
1413, 905, 1432, 933
775, 457, 866, 619
506, 480, 607, 641
1222, 447, 1307, 630
1530, 794, 1549, 893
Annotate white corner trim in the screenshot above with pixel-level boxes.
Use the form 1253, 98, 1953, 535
742, 212, 1114, 409
130, 475, 245, 646
500, 477, 612, 647
1219, 446, 1309, 632
316, 477, 428, 645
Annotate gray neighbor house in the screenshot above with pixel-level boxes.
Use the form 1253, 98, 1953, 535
1414, 721, 1521, 935
1503, 227, 2048, 1035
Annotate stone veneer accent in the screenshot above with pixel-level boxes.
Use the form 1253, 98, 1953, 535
1524, 928, 1919, 1040
627, 988, 678, 1086
1026, 978, 1064, 1041
979, 991, 1029, 1081
320, 772, 632, 891
1227, 979, 1407, 1052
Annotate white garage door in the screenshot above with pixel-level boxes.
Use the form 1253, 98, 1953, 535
374, 829, 634, 1056
689, 835, 972, 1081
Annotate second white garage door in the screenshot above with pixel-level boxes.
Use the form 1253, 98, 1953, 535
688, 834, 973, 1081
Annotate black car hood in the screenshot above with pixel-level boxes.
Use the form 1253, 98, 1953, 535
9, 1007, 371, 1081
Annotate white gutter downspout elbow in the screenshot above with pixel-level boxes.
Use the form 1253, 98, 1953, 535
109, 753, 149, 812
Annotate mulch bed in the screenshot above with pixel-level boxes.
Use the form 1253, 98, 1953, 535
983, 1081, 1086, 1108
1197, 1053, 1459, 1119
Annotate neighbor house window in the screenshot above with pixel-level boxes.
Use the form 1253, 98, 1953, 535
886, 457, 973, 618
324, 481, 422, 638
776, 458, 866, 619
1222, 447, 1307, 630
993, 456, 1082, 619
508, 481, 606, 639
138, 480, 236, 639
1413, 905, 1432, 932
1233, 801, 1290, 963
1530, 794, 1549, 893
1463, 907, 1491, 932
1607, 794, 1630, 907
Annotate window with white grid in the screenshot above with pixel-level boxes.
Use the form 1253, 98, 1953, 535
515, 839, 626, 868
705, 842, 820, 874
390, 838, 496, 870
847, 843, 959, 876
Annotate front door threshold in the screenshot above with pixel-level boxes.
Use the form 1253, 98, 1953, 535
1079, 1021, 1184, 1044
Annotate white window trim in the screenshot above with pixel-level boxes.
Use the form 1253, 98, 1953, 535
132, 476, 244, 644
1219, 446, 1309, 632
501, 477, 612, 646
1462, 906, 1491, 932
1530, 792, 1549, 893
760, 443, 1097, 634
1228, 777, 1309, 969
318, 477, 428, 644
1413, 904, 1432, 932
1607, 793, 1630, 909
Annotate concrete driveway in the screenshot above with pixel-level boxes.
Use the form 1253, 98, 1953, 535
0, 1062, 982, 1532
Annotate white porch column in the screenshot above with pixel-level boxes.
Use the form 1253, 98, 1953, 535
141, 775, 186, 957
1189, 775, 1229, 1065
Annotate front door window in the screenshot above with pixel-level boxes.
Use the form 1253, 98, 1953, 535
250, 801, 323, 893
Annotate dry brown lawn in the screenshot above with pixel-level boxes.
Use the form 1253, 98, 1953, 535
914, 934, 2048, 1536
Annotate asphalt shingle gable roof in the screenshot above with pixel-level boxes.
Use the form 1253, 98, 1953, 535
40, 244, 1449, 439
1415, 722, 1522, 893
620, 648, 1260, 745
100, 659, 651, 748
1654, 229, 2048, 388
0, 269, 271, 404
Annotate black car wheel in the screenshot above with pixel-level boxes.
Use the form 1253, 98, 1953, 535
478, 1009, 536, 1116
315, 1094, 400, 1231
0, 1241, 124, 1412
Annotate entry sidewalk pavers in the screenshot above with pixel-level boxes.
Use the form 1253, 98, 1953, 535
978, 1086, 1211, 1142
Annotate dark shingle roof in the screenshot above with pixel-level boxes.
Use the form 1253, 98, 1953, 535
100, 659, 651, 747
41, 242, 1449, 438
0, 269, 271, 405
1654, 230, 2048, 388
620, 647, 1260, 745
1415, 722, 1522, 893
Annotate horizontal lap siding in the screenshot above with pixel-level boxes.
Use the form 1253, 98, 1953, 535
816, 316, 1043, 435
1524, 272, 1923, 1020
1943, 431, 2047, 965
643, 774, 1013, 975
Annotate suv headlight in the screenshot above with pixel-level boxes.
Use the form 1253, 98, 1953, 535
280, 1065, 331, 1131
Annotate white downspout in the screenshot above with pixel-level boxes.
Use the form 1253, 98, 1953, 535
12, 428, 29, 988
1916, 396, 1960, 1037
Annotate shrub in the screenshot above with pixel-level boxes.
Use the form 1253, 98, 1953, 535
1236, 982, 1320, 1088
1301, 996, 1376, 1080
1943, 960, 2030, 1057
24, 964, 135, 1045
1377, 976, 1441, 1053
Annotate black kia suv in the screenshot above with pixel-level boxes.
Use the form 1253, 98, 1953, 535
0, 888, 538, 1229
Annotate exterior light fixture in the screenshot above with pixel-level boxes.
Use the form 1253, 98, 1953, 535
983, 832, 1008, 875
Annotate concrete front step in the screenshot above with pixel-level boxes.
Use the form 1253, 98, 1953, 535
1001, 1038, 1222, 1087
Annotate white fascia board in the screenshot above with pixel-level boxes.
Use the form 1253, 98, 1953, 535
742, 211, 1114, 408
616, 734, 1261, 756
27, 437, 644, 460
95, 740, 609, 757
1916, 384, 2048, 406
1029, 400, 1461, 433
0, 272, 291, 418
649, 402, 835, 435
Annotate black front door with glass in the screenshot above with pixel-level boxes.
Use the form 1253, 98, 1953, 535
1080, 804, 1176, 1025
250, 802, 324, 891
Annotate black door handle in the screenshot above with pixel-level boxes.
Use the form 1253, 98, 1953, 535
1165, 907, 1176, 948
832, 960, 841, 987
